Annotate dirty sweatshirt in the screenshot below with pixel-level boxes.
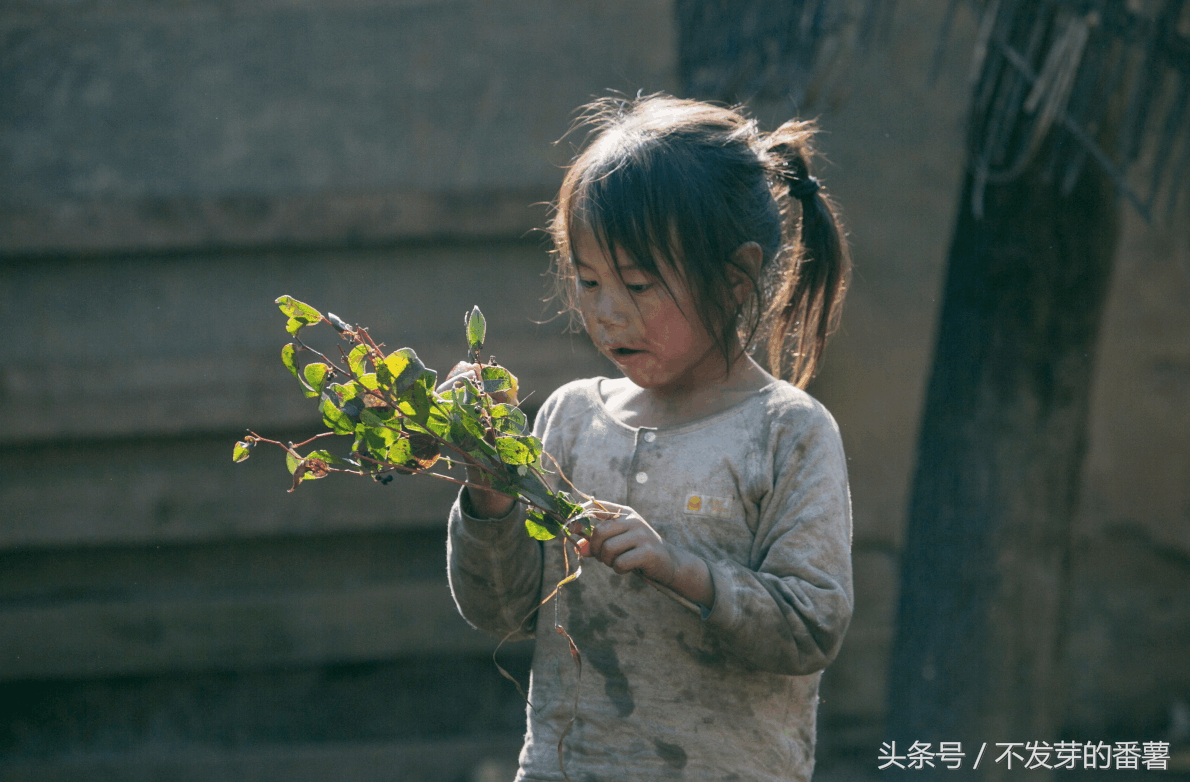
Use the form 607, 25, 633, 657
447, 377, 853, 782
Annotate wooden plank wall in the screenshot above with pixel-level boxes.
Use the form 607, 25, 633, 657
0, 2, 672, 780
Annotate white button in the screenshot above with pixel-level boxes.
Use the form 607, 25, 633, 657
635, 471, 648, 484
643, 431, 656, 443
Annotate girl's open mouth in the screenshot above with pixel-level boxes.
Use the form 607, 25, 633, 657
612, 347, 644, 356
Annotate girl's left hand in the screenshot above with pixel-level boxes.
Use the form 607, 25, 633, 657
569, 501, 716, 608
570, 501, 674, 581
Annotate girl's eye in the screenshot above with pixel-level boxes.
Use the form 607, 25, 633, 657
626, 283, 652, 294
578, 279, 598, 290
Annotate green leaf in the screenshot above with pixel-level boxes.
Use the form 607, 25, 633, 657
377, 348, 425, 394
491, 404, 528, 435
307, 449, 349, 466
397, 381, 433, 426
303, 363, 331, 398
276, 295, 323, 325
459, 409, 487, 441
360, 407, 396, 427
553, 490, 584, 521
330, 382, 365, 420
495, 436, 533, 465
450, 414, 497, 462
232, 440, 254, 462
303, 363, 328, 391
512, 471, 555, 511
281, 344, 300, 379
465, 306, 486, 351
525, 513, 557, 541
386, 437, 413, 465
347, 345, 370, 378
286, 451, 301, 474
361, 425, 398, 459
522, 435, 543, 458
480, 365, 513, 394
448, 418, 479, 453
425, 405, 452, 438
277, 296, 323, 335
329, 382, 357, 399
320, 392, 355, 435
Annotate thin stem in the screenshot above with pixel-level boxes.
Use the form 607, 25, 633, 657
294, 334, 351, 380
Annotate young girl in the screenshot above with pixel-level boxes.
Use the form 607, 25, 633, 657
446, 93, 853, 782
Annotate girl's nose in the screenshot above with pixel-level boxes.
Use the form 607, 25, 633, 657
592, 289, 630, 328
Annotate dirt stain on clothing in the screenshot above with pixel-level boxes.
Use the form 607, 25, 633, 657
567, 582, 636, 717
653, 738, 689, 769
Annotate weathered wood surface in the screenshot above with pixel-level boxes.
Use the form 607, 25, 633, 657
1, 649, 533, 764
0, 737, 523, 782
0, 529, 534, 680
2, 435, 461, 547
0, 242, 609, 445
0, 0, 674, 256
0, 188, 552, 257
0, 579, 496, 681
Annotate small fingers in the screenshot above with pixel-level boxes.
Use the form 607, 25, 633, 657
581, 499, 626, 522
435, 362, 481, 395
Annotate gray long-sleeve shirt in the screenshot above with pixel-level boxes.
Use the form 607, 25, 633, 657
448, 377, 853, 781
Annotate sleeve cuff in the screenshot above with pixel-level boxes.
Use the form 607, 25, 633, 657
701, 559, 738, 628
451, 487, 528, 547
459, 486, 521, 523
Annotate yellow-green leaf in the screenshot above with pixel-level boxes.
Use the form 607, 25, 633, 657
525, 517, 557, 541
281, 343, 300, 379
232, 440, 253, 462
465, 306, 486, 350
347, 344, 370, 378
303, 363, 330, 398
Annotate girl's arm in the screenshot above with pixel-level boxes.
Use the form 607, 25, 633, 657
445, 387, 565, 640
698, 406, 854, 676
446, 493, 543, 640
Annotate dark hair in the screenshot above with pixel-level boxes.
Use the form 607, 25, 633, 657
548, 93, 851, 388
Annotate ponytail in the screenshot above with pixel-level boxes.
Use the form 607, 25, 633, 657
763, 121, 851, 388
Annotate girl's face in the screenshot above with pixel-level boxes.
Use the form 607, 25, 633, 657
572, 228, 726, 396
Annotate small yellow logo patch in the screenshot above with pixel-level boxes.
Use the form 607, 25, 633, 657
684, 493, 733, 519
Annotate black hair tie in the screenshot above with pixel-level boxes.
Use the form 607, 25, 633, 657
788, 175, 820, 201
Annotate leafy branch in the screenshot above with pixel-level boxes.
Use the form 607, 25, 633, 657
234, 295, 593, 543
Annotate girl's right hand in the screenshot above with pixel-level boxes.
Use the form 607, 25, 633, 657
436, 362, 518, 520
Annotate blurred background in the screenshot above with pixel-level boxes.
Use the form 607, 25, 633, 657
1, 1, 1187, 780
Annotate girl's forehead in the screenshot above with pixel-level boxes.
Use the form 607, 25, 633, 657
571, 229, 645, 272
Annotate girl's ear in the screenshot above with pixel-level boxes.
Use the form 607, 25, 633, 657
729, 242, 763, 304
